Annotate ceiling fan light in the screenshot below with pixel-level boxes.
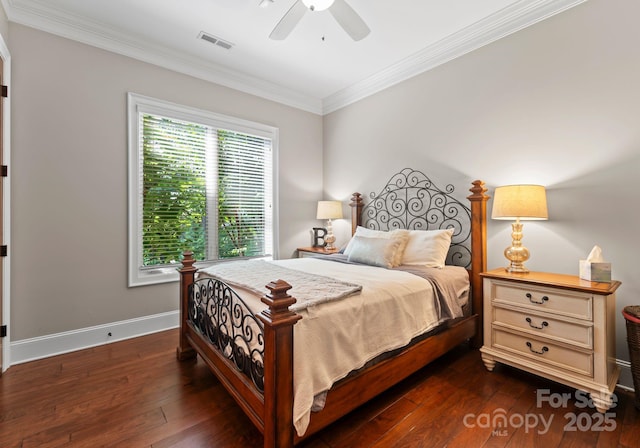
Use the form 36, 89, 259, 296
302, 0, 335, 12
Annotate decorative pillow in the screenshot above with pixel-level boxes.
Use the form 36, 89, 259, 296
401, 228, 455, 268
343, 226, 409, 267
346, 235, 402, 269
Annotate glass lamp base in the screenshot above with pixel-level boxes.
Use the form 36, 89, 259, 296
504, 244, 530, 273
505, 263, 529, 273
325, 234, 336, 250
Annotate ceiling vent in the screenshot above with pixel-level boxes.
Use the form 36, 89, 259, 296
198, 31, 234, 50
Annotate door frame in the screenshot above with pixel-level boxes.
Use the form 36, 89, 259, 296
0, 32, 10, 373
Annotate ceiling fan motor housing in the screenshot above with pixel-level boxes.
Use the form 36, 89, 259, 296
270, 0, 369, 41
302, 0, 335, 12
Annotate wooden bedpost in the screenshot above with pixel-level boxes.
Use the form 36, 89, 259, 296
468, 180, 489, 348
350, 192, 363, 235
258, 280, 302, 448
177, 251, 197, 361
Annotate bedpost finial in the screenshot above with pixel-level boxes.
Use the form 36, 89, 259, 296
468, 180, 489, 201
259, 279, 301, 328
350, 192, 363, 206
266, 279, 293, 297
181, 251, 196, 270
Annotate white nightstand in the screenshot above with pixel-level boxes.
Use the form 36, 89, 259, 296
296, 246, 340, 258
480, 269, 621, 412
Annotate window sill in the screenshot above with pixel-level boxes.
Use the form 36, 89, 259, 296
129, 265, 180, 287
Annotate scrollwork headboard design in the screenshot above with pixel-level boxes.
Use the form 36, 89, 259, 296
359, 168, 472, 268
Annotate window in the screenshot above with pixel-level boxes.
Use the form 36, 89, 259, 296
128, 93, 278, 286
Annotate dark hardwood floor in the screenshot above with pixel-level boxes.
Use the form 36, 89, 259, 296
1, 329, 638, 447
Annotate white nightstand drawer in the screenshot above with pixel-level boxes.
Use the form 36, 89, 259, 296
492, 282, 592, 321
493, 307, 593, 349
298, 251, 317, 258
493, 329, 593, 377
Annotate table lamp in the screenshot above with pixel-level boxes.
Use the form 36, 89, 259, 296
492, 185, 548, 273
316, 200, 343, 250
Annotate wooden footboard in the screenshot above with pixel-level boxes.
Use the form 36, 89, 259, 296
177, 251, 302, 446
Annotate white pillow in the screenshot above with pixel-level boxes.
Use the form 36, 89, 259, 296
343, 226, 409, 267
346, 235, 402, 269
401, 228, 454, 268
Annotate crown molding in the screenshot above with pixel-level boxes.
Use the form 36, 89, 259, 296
1, 0, 323, 114
2, 0, 586, 116
321, 0, 588, 114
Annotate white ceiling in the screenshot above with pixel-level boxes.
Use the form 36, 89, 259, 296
2, 0, 585, 114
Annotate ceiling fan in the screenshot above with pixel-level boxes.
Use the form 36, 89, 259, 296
269, 0, 370, 41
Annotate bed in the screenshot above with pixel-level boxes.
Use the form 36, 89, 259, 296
176, 169, 489, 447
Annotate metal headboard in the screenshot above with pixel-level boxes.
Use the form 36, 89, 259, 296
360, 168, 472, 268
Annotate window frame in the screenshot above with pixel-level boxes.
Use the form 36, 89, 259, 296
127, 93, 279, 287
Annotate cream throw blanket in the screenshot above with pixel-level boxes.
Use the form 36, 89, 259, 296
200, 259, 362, 311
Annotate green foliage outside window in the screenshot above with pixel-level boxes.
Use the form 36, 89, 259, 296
141, 115, 269, 267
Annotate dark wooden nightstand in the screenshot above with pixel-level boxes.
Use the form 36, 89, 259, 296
297, 246, 340, 258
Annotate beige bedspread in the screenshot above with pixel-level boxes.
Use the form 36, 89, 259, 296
199, 257, 469, 436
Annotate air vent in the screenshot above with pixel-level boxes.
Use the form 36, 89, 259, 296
198, 31, 234, 50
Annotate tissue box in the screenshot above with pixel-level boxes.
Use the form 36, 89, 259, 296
579, 260, 611, 282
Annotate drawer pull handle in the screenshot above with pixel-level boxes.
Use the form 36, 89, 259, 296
526, 317, 549, 330
526, 341, 549, 355
526, 293, 549, 305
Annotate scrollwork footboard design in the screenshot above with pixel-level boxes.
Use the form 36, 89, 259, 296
189, 278, 265, 392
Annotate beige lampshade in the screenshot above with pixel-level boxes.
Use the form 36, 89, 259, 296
492, 185, 548, 220
316, 200, 343, 220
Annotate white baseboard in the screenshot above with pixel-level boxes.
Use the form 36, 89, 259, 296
616, 358, 635, 392
10, 310, 179, 365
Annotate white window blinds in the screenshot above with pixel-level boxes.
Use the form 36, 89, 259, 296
128, 93, 277, 286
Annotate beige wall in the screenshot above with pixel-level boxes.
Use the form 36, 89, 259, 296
9, 24, 323, 340
324, 0, 640, 373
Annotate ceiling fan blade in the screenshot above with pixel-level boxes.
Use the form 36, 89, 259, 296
329, 0, 370, 41
269, 0, 308, 40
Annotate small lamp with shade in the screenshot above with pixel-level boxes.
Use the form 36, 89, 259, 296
316, 200, 343, 250
492, 184, 548, 273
